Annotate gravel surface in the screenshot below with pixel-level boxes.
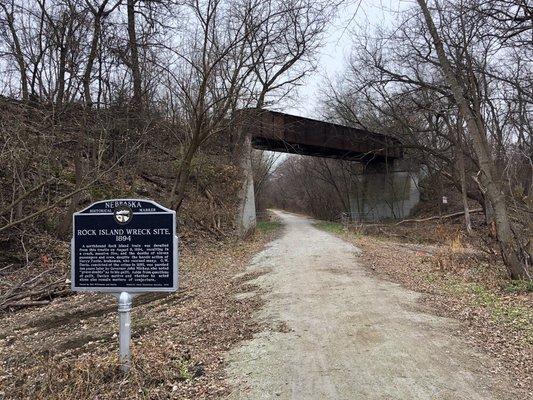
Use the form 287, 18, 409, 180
225, 211, 522, 400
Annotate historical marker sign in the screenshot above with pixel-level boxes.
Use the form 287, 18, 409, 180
72, 199, 178, 293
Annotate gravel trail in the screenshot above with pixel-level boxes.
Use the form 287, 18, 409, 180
226, 211, 519, 400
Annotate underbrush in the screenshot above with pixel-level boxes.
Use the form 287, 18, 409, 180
425, 239, 533, 346
436, 274, 533, 344
505, 279, 533, 294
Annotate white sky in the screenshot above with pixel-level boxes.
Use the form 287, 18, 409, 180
284, 0, 413, 118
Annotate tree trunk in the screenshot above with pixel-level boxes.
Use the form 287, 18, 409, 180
459, 156, 472, 235
56, 45, 67, 109
127, 0, 142, 114
56, 144, 84, 238
456, 119, 472, 235
169, 142, 198, 210
2, 6, 29, 100
416, 0, 530, 279
83, 13, 103, 107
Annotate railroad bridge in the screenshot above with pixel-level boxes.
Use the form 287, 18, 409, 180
236, 109, 420, 235
249, 110, 403, 162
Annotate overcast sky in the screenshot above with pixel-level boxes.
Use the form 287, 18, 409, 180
285, 0, 412, 118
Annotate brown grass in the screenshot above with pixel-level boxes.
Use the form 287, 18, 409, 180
316, 219, 533, 395
0, 228, 279, 399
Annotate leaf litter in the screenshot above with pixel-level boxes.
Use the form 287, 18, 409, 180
0, 229, 278, 399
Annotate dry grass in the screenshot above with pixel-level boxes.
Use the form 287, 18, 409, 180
0, 227, 279, 399
316, 219, 533, 395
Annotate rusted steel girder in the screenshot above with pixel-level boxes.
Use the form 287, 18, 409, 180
243, 109, 403, 162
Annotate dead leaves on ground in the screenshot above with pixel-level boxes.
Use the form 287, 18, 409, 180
351, 231, 532, 395
0, 233, 273, 399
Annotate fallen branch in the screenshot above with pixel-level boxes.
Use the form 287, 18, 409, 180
140, 173, 165, 186
0, 264, 14, 274
378, 228, 411, 240
21, 267, 54, 288
191, 216, 226, 238
0, 277, 66, 309
3, 300, 50, 308
395, 208, 483, 225
0, 177, 56, 218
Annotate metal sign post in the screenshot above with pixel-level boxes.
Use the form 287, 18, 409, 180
116, 292, 134, 372
71, 199, 178, 373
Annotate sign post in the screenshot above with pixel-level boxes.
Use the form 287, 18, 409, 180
71, 199, 178, 372
116, 292, 134, 371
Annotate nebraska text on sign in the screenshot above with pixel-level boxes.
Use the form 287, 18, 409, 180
71, 199, 178, 292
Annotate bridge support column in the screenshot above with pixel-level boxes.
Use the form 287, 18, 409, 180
349, 159, 420, 221
235, 131, 257, 238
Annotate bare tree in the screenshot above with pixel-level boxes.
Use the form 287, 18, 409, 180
415, 0, 530, 278
166, 0, 335, 210
0, 1, 29, 99
251, 149, 280, 210
83, 0, 122, 107
318, 0, 531, 278
126, 0, 142, 113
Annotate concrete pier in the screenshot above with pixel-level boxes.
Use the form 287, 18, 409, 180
348, 160, 420, 222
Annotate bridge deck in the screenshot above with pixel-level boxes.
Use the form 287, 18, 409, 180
244, 109, 402, 162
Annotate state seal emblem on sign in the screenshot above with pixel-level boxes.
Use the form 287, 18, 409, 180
113, 205, 133, 224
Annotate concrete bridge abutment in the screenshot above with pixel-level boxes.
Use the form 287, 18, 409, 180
235, 126, 257, 238
348, 159, 420, 222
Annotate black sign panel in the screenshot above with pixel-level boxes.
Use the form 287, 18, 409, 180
71, 199, 178, 292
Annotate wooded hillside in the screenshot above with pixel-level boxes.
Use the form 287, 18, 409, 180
0, 0, 334, 310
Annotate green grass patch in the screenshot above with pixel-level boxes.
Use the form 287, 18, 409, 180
504, 279, 533, 294
177, 360, 193, 381
440, 279, 533, 344
256, 220, 282, 234
492, 302, 532, 343
313, 221, 344, 234
465, 282, 498, 307
313, 220, 365, 240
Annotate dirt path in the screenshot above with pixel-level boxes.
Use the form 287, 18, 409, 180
226, 211, 521, 400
